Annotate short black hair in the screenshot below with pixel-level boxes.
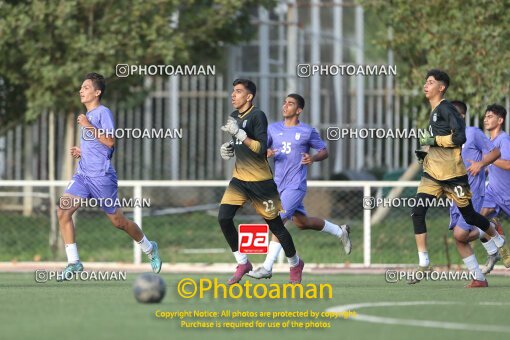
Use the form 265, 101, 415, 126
451, 100, 467, 116
426, 69, 450, 94
485, 103, 507, 123
233, 79, 256, 100
85, 73, 106, 100
287, 93, 305, 110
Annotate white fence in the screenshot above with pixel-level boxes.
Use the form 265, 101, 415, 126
0, 180, 426, 267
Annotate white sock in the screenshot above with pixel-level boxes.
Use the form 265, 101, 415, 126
418, 251, 429, 267
65, 243, 80, 264
463, 254, 485, 281
137, 235, 153, 256
482, 239, 498, 255
288, 254, 300, 267
491, 231, 505, 248
233, 251, 248, 265
263, 241, 282, 271
477, 228, 488, 240
321, 220, 343, 238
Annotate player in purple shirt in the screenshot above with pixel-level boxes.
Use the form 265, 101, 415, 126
248, 94, 351, 280
478, 104, 510, 271
448, 101, 500, 287
56, 73, 162, 280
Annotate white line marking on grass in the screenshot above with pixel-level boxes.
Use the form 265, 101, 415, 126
327, 301, 510, 333
479, 302, 510, 306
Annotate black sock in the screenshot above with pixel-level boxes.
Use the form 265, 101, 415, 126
458, 202, 490, 231
218, 204, 240, 252
265, 215, 296, 258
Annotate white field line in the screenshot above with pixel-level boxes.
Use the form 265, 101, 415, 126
326, 301, 510, 333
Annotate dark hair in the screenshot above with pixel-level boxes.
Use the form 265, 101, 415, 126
233, 79, 256, 100
485, 103, 507, 123
287, 93, 305, 109
451, 100, 467, 116
85, 73, 106, 100
426, 69, 450, 94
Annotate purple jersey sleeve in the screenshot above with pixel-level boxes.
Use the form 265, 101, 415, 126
267, 125, 274, 149
100, 108, 115, 131
487, 132, 510, 198
464, 128, 495, 197
500, 135, 510, 159
474, 128, 495, 155
308, 128, 326, 151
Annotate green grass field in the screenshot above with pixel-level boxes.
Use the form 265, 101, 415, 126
1, 272, 510, 340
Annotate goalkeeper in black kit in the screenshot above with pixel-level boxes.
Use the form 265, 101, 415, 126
410, 69, 508, 286
218, 79, 304, 285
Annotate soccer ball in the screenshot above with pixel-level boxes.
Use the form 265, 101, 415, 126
133, 273, 166, 303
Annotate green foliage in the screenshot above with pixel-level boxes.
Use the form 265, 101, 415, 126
361, 0, 510, 116
0, 0, 275, 128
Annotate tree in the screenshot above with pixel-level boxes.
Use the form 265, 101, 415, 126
0, 0, 274, 132
361, 0, 510, 115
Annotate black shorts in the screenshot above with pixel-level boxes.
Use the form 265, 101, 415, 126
220, 177, 283, 220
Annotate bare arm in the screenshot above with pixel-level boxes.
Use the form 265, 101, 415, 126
467, 148, 501, 176
493, 158, 510, 171
301, 148, 328, 165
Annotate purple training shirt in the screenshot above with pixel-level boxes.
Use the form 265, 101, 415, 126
268, 121, 326, 192
76, 105, 116, 177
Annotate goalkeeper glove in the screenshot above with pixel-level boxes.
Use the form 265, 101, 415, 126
414, 150, 428, 165
220, 142, 235, 160
419, 131, 436, 146
221, 117, 247, 142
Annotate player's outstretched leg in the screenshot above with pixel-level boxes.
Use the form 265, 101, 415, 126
249, 216, 351, 280
56, 196, 84, 282
218, 204, 252, 284
265, 216, 303, 283
106, 209, 162, 273
459, 203, 510, 267
292, 215, 352, 255
453, 227, 488, 288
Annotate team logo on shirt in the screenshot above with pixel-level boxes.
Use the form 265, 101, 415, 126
295, 133, 301, 140
433, 113, 438, 122
243, 120, 247, 128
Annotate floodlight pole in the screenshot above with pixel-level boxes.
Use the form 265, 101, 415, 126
310, 0, 321, 178
355, 5, 365, 170
286, 0, 298, 94
133, 184, 142, 265
333, 0, 344, 173
259, 7, 270, 112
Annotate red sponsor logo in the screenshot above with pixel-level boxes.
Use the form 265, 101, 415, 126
239, 224, 269, 254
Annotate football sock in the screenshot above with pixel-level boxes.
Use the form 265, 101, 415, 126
288, 254, 300, 267
263, 241, 282, 271
481, 238, 498, 255
218, 204, 240, 252
321, 220, 343, 238
490, 224, 505, 248
233, 251, 248, 265
418, 251, 429, 267
265, 216, 296, 258
458, 203, 490, 231
137, 235, 154, 256
477, 228, 488, 240
463, 254, 485, 281
65, 243, 80, 264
